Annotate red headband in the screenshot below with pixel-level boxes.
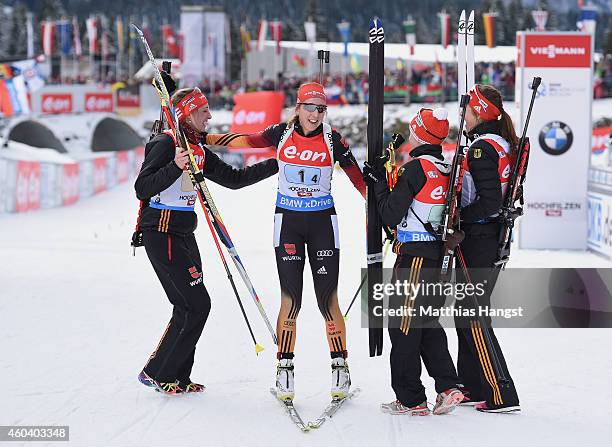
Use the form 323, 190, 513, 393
175, 88, 208, 121
297, 82, 327, 103
468, 85, 501, 121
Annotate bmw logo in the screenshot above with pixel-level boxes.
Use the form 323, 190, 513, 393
539, 121, 573, 156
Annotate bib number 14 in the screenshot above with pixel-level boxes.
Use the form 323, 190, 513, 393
284, 165, 321, 186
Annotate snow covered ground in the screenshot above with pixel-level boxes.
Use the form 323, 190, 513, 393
2, 173, 612, 446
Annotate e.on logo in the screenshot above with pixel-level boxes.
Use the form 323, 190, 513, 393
85, 93, 113, 112
282, 145, 328, 164
41, 94, 73, 114
233, 109, 266, 126
430, 185, 446, 201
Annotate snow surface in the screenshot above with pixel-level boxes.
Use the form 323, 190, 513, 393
2, 170, 612, 446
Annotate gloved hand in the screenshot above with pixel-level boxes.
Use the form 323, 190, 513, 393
161, 70, 177, 95
363, 161, 386, 186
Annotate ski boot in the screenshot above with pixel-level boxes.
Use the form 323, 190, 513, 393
331, 357, 351, 399
275, 358, 295, 402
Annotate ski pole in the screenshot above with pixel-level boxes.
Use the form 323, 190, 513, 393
317, 49, 329, 84
344, 238, 391, 320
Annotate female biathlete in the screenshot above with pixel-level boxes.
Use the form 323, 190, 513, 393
455, 84, 520, 413
134, 87, 278, 394
206, 82, 365, 401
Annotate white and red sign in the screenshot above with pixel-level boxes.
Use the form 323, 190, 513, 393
41, 93, 73, 114
15, 161, 40, 212
93, 157, 107, 194
517, 32, 592, 250
62, 163, 80, 206
231, 91, 285, 134
85, 93, 113, 112
523, 33, 591, 68
116, 151, 130, 183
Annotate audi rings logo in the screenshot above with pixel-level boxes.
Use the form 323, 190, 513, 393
539, 121, 573, 156
316, 250, 334, 257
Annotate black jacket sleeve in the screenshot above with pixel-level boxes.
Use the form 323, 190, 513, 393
134, 134, 183, 200
460, 141, 502, 223
202, 147, 279, 189
373, 160, 427, 227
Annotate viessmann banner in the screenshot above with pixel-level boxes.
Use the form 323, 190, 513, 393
516, 32, 593, 249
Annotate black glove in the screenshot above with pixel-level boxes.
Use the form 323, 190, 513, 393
160, 70, 177, 95
363, 161, 386, 186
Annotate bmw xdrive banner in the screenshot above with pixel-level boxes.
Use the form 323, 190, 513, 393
516, 32, 592, 249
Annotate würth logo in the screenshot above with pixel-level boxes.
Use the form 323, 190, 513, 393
85, 93, 113, 112
530, 45, 586, 59
188, 266, 203, 286
188, 266, 201, 279
42, 94, 72, 114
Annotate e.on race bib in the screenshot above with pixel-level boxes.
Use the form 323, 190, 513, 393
275, 124, 336, 211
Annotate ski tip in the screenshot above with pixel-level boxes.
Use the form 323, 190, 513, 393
468, 10, 475, 20
255, 343, 265, 355
460, 10, 466, 20
130, 23, 141, 33
369, 17, 383, 29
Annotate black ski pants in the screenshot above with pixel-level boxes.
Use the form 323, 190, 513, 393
142, 231, 211, 383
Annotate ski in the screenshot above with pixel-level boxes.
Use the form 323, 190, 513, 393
457, 10, 466, 98
466, 10, 475, 90
269, 388, 310, 432
307, 387, 361, 429
366, 17, 385, 357
131, 24, 277, 348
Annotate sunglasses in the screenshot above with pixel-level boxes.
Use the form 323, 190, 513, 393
299, 103, 327, 113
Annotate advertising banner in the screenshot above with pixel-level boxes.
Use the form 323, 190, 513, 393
93, 157, 108, 194
230, 91, 285, 134
41, 93, 73, 114
79, 159, 94, 199
116, 151, 130, 183
84, 92, 113, 113
587, 191, 612, 258
516, 32, 592, 249
62, 163, 80, 206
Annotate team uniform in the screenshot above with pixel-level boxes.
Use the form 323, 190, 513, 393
207, 114, 365, 399
134, 95, 277, 394
366, 108, 464, 416
455, 119, 520, 412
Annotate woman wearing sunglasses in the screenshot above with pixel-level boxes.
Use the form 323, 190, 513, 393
206, 82, 365, 402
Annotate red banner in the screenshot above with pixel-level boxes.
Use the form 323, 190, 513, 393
592, 127, 612, 154
230, 91, 285, 134
41, 93, 73, 114
15, 161, 41, 212
93, 157, 107, 194
61, 163, 80, 206
84, 92, 113, 112
524, 34, 591, 68
116, 86, 140, 108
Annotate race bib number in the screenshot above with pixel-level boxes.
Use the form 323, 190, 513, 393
284, 164, 321, 186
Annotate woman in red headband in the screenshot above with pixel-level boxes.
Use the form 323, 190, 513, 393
134, 87, 278, 395
455, 84, 521, 413
206, 82, 365, 402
